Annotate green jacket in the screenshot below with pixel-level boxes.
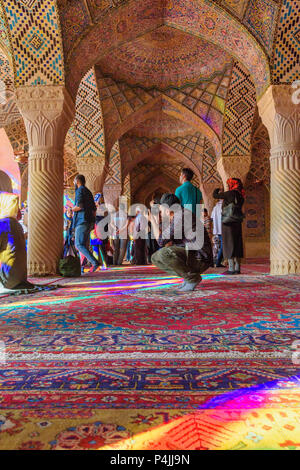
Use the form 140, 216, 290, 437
175, 181, 202, 215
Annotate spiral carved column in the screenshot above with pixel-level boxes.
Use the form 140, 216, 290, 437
258, 85, 300, 275
16, 86, 74, 276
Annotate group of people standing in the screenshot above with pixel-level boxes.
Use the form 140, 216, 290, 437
63, 170, 245, 284
0, 170, 245, 290
64, 175, 161, 272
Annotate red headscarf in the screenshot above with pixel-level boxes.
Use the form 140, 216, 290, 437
227, 178, 245, 197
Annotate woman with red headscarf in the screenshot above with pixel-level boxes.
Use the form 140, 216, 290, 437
213, 178, 245, 274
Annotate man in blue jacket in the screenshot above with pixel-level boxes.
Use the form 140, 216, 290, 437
72, 175, 99, 272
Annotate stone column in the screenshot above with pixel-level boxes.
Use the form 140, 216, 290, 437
103, 183, 122, 209
16, 86, 74, 276
217, 155, 251, 189
258, 85, 300, 275
202, 182, 217, 214
76, 160, 105, 195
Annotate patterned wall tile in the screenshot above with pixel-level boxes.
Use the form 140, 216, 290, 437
243, 0, 279, 55
64, 124, 78, 188
75, 68, 105, 160
0, 53, 21, 127
222, 62, 256, 156
244, 183, 268, 238
57, 0, 91, 60
248, 119, 270, 187
97, 25, 233, 90
131, 162, 200, 202
105, 140, 121, 185
123, 172, 131, 203
272, 0, 300, 83
5, 118, 28, 154
0, 4, 11, 52
202, 138, 221, 184
3, 0, 64, 85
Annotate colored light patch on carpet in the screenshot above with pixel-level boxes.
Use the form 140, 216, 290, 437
0, 264, 300, 449
1, 405, 300, 450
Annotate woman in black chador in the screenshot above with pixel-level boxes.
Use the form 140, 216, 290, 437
213, 178, 245, 275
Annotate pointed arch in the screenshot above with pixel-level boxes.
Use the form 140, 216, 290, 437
121, 141, 202, 185
65, 0, 270, 98
105, 95, 221, 161
133, 171, 179, 205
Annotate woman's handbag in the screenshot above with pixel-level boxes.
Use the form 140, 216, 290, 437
58, 240, 81, 277
222, 195, 245, 225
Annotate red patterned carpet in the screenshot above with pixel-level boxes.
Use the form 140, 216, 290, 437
0, 262, 300, 449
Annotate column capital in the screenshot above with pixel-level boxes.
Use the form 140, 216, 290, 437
217, 155, 251, 188
76, 160, 105, 194
258, 85, 300, 153
103, 183, 122, 208
258, 84, 299, 117
16, 85, 75, 152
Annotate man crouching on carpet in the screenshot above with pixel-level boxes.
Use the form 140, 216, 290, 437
150, 193, 213, 292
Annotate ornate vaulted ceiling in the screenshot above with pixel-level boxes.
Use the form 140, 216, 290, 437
97, 25, 232, 90
0, 1, 298, 94
57, 0, 272, 98
0, 0, 298, 201
128, 113, 195, 139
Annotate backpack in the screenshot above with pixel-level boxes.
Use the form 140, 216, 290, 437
221, 193, 245, 225
58, 240, 81, 277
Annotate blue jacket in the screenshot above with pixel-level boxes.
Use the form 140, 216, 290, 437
73, 186, 96, 228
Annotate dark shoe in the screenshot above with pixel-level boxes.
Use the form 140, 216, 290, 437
216, 264, 226, 268
90, 264, 100, 273
223, 270, 235, 275
234, 270, 241, 274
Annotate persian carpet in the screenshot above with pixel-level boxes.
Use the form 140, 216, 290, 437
0, 263, 300, 449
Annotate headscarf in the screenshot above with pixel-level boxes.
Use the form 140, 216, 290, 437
227, 178, 245, 197
0, 192, 19, 219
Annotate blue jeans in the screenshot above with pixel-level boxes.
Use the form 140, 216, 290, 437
75, 223, 99, 267
216, 234, 223, 266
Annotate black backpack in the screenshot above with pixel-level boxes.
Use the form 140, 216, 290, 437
221, 193, 245, 225
58, 240, 81, 277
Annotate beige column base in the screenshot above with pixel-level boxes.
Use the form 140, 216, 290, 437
258, 85, 300, 275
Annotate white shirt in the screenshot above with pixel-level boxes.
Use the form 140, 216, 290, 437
110, 211, 127, 238
211, 200, 223, 235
